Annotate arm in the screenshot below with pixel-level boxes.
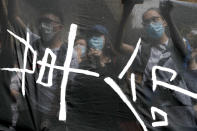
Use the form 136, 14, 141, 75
8, 0, 26, 29
160, 0, 188, 58
115, 0, 144, 52
121, 43, 134, 53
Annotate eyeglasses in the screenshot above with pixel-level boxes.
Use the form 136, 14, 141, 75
142, 16, 161, 26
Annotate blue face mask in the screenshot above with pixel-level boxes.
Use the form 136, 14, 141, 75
146, 22, 165, 39
78, 45, 86, 57
88, 36, 104, 50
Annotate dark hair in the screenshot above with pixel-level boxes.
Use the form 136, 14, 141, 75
142, 8, 164, 22
39, 8, 64, 24
142, 7, 170, 39
87, 25, 115, 58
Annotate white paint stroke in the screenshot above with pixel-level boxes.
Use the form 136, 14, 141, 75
151, 107, 168, 127
36, 61, 100, 78
69, 68, 100, 77
2, 28, 100, 119
152, 66, 197, 99
59, 24, 78, 121
130, 73, 137, 102
1, 68, 23, 72
3, 29, 37, 96
36, 48, 57, 87
118, 38, 141, 79
104, 77, 148, 131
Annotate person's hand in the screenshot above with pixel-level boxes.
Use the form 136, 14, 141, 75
75, 45, 82, 56
10, 89, 20, 100
160, 0, 174, 18
88, 48, 102, 57
75, 45, 82, 63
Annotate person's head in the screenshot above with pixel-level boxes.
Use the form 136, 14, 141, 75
187, 29, 197, 49
38, 9, 64, 47
87, 25, 112, 57
142, 8, 167, 40
74, 36, 87, 58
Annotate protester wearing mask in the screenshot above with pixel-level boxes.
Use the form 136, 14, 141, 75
142, 8, 168, 43
74, 36, 87, 63
66, 25, 129, 131
143, 17, 166, 40
131, 2, 197, 130
27, 10, 79, 130
86, 25, 114, 67
7, 5, 78, 130
68, 36, 88, 83
37, 11, 64, 49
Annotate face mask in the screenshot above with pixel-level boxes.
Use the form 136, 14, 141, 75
78, 45, 86, 57
146, 22, 165, 39
88, 36, 104, 50
39, 22, 56, 43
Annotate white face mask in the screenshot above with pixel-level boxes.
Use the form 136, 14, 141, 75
39, 22, 56, 44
